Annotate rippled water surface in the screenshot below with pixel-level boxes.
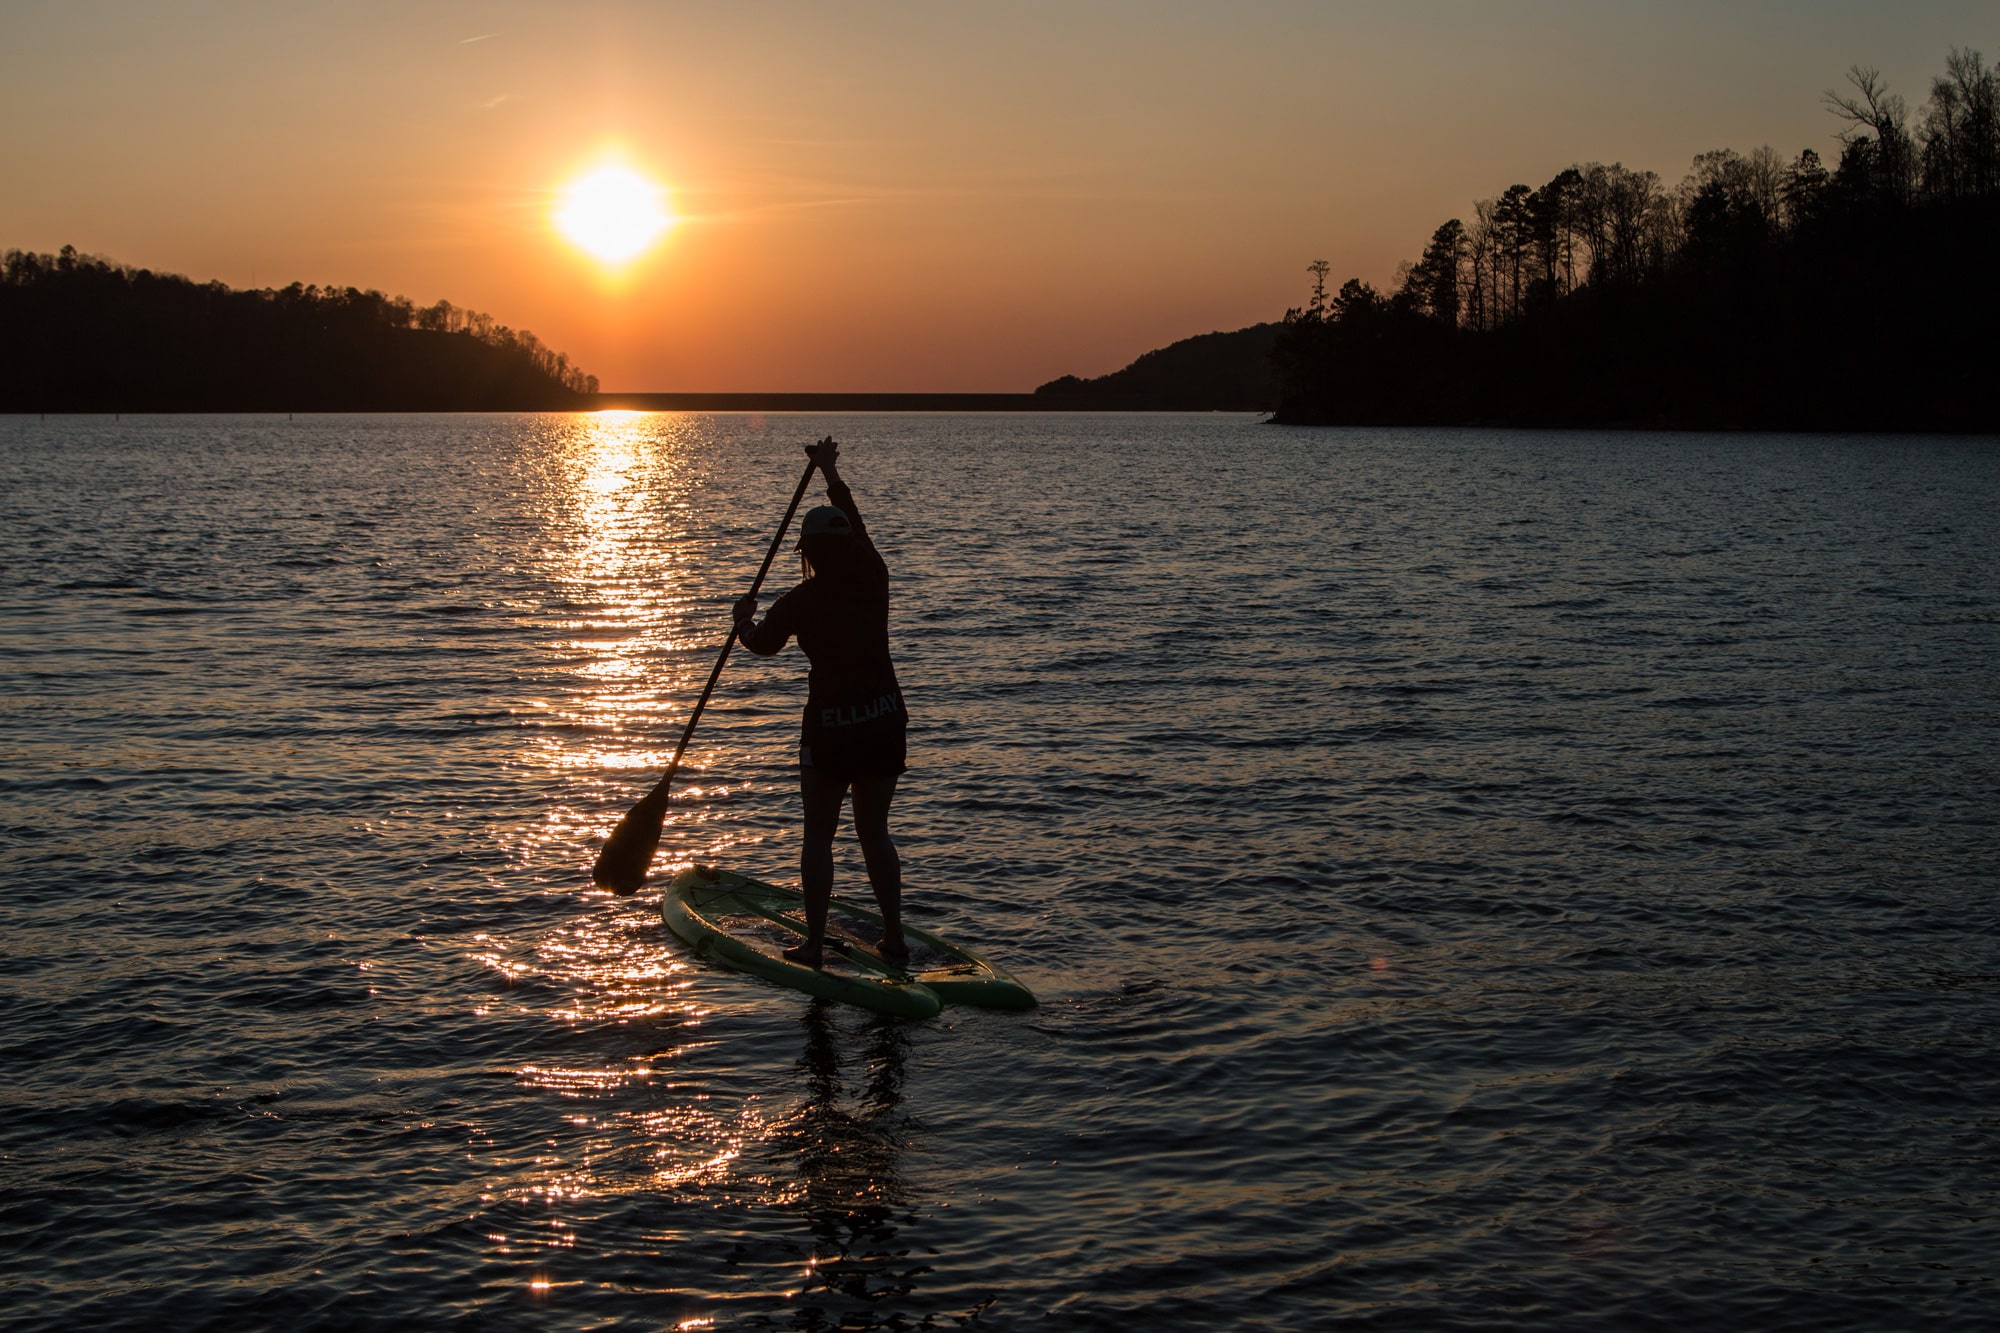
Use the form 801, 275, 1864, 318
3, 414, 1998, 1329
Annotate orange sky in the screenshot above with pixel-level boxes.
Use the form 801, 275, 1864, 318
2, 2, 1990, 390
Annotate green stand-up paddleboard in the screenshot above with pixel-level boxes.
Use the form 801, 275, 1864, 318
663, 865, 1036, 1018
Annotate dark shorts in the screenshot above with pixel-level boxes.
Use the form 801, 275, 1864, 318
801, 723, 907, 781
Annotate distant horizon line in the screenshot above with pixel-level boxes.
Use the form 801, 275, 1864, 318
589, 392, 1262, 412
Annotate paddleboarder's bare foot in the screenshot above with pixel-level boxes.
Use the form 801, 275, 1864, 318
783, 944, 824, 969
878, 933, 910, 963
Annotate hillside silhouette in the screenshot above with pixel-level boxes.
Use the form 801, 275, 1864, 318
1270, 49, 2000, 431
1035, 323, 1279, 410
1, 248, 596, 412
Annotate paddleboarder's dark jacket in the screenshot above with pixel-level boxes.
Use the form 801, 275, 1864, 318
738, 476, 906, 757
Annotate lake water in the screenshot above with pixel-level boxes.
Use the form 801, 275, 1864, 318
3, 413, 1997, 1330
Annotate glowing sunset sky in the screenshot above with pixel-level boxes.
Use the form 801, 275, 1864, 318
2, 2, 1990, 391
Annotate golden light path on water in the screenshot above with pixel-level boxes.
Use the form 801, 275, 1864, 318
458, 410, 920, 1318
482, 411, 791, 1245
423, 412, 926, 1319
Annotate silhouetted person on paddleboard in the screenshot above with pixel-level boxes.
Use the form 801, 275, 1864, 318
734, 439, 909, 968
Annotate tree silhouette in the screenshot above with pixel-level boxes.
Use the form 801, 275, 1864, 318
1918, 48, 2000, 200
1828, 66, 1916, 206
0, 250, 598, 412
1270, 47, 2000, 432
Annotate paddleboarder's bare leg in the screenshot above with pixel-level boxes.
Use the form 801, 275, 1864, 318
850, 775, 907, 959
788, 766, 846, 967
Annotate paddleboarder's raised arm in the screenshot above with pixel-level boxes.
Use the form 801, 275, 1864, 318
810, 439, 869, 543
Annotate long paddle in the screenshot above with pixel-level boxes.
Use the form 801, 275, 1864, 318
591, 448, 822, 894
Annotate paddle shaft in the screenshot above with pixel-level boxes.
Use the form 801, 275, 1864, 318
635, 455, 818, 811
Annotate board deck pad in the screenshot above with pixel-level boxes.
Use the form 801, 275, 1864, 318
664, 865, 1035, 1017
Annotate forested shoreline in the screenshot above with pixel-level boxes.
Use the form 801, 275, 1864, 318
1032, 323, 1280, 410
0, 248, 596, 412
1271, 50, 2000, 431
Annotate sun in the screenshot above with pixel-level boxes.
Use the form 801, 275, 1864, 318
555, 165, 674, 265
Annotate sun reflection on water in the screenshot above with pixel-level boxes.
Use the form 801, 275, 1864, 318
545, 410, 695, 757
468, 413, 803, 1265
461, 415, 933, 1320
506, 411, 776, 880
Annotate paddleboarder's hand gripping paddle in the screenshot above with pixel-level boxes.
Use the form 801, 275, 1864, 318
590, 440, 832, 894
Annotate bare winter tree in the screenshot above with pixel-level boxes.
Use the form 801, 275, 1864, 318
1919, 47, 2000, 200
1827, 66, 1916, 203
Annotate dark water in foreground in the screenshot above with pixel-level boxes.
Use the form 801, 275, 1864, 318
2, 413, 1997, 1329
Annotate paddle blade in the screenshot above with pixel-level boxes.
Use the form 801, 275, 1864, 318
592, 799, 666, 895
